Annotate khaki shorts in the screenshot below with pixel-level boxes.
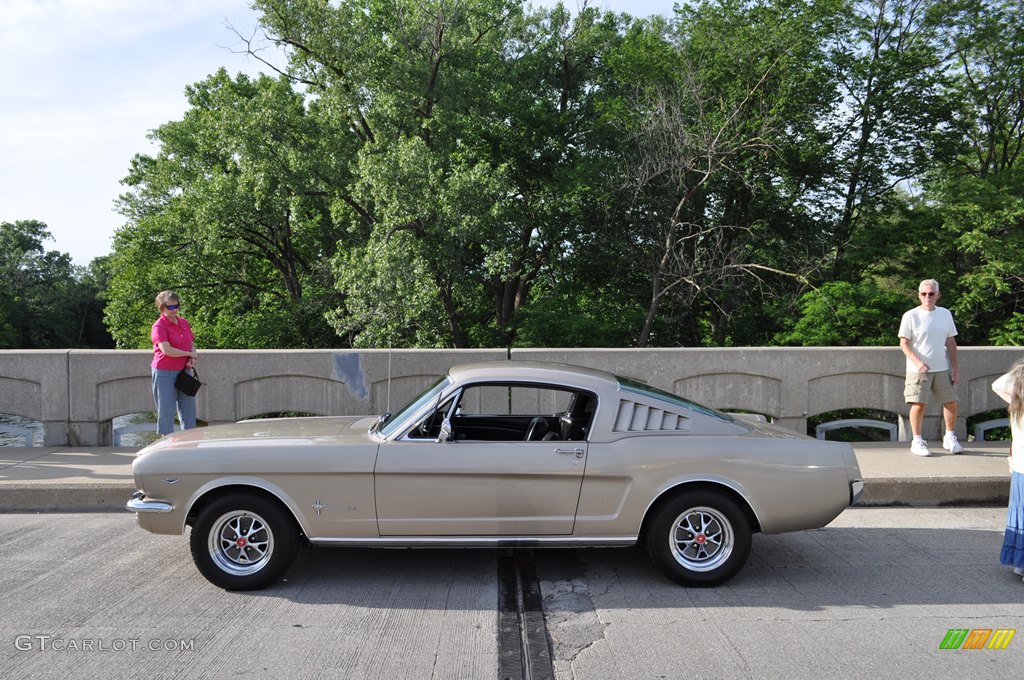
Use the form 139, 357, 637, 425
904, 370, 957, 404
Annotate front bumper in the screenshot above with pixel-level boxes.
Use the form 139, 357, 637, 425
126, 490, 173, 513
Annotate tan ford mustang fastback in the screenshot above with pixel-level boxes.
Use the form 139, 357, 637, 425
128, 361, 863, 590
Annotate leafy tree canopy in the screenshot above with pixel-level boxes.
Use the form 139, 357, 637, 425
93, 0, 1024, 350
0, 220, 112, 349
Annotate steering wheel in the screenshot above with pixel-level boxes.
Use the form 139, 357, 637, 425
525, 416, 549, 441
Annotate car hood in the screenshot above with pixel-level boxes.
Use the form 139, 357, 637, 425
138, 416, 377, 453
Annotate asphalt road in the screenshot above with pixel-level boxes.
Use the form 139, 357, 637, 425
2, 508, 1022, 680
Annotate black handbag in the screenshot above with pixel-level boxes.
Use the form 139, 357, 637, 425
175, 368, 202, 396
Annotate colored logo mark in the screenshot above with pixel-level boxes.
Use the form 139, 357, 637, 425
940, 628, 1016, 650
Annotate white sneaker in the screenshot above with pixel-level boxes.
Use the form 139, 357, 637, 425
943, 433, 963, 454
910, 439, 931, 457
1014, 567, 1024, 576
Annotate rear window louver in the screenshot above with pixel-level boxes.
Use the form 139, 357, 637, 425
613, 400, 692, 433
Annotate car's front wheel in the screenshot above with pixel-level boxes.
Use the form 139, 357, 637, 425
189, 492, 299, 590
646, 490, 752, 587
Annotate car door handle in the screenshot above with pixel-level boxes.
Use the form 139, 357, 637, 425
555, 448, 585, 458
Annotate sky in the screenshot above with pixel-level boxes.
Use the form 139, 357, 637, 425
0, 0, 674, 266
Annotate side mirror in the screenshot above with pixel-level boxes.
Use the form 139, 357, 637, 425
437, 417, 453, 443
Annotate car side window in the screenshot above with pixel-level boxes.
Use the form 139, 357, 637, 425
456, 385, 571, 416
445, 384, 595, 442
405, 394, 455, 440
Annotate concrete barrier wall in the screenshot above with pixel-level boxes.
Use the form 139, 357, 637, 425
1, 347, 1022, 445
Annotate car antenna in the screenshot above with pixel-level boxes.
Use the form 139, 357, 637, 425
386, 337, 392, 414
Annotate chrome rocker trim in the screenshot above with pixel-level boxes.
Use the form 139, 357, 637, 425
308, 536, 638, 548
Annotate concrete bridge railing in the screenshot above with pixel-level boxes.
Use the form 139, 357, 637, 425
1, 347, 1021, 446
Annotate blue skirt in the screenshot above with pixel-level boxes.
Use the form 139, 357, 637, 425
1001, 471, 1024, 569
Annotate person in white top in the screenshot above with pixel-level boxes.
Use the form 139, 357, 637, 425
992, 360, 1024, 581
898, 279, 961, 456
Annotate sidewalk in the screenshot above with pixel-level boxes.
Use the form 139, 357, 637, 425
0, 441, 1013, 513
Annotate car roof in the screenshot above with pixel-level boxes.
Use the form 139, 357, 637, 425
447, 360, 620, 392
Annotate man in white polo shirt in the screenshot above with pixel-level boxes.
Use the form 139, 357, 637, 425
898, 278, 962, 456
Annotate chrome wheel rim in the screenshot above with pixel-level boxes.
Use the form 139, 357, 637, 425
208, 510, 274, 576
668, 506, 733, 572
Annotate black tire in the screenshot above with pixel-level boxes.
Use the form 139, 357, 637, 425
645, 489, 752, 587
189, 492, 299, 590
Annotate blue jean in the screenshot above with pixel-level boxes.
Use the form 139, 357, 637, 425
1002, 471, 1024, 569
151, 368, 197, 436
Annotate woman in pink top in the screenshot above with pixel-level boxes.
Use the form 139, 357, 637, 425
151, 290, 198, 436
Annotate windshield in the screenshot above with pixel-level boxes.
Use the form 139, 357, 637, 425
377, 375, 451, 438
617, 376, 734, 423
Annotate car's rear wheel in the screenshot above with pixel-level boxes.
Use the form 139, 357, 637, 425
646, 490, 752, 587
189, 492, 298, 590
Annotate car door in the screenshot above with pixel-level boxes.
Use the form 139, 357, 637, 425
374, 383, 591, 536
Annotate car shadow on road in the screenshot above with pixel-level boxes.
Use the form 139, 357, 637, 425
536, 525, 1023, 613
241, 520, 1024, 612
271, 546, 498, 609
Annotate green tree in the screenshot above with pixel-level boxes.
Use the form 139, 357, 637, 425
100, 0, 1020, 350
606, 1, 835, 346
108, 70, 346, 349
708, 0, 972, 346
254, 0, 625, 347
822, 0, 954, 280
774, 280, 910, 345
75, 256, 116, 349
931, 0, 1024, 343
0, 220, 113, 349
